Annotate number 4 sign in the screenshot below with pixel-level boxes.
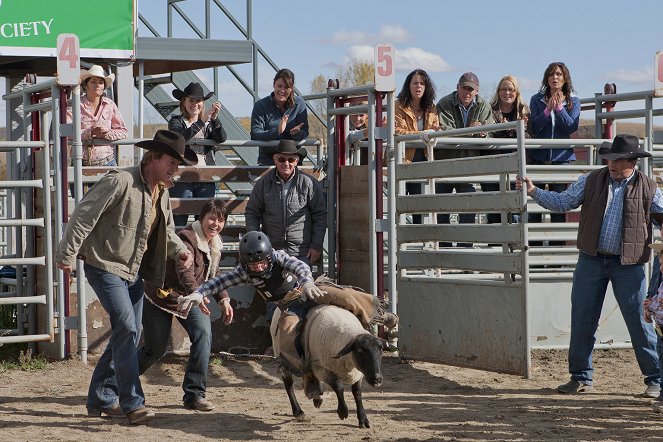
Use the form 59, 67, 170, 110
57, 34, 80, 86
374, 44, 395, 92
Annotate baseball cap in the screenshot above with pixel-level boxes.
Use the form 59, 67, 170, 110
458, 72, 479, 90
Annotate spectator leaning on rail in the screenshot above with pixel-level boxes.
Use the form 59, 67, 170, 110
168, 82, 227, 226
395, 68, 441, 225
71, 64, 128, 167
244, 139, 326, 267
56, 130, 196, 425
516, 134, 662, 398
528, 62, 581, 243
435, 72, 494, 246
250, 68, 309, 166
645, 242, 663, 413
483, 75, 532, 224
138, 198, 234, 413
345, 96, 369, 165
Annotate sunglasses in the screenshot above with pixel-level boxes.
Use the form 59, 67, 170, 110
276, 156, 298, 164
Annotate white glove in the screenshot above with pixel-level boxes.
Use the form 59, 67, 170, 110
419, 129, 437, 148
177, 292, 204, 315
301, 282, 327, 301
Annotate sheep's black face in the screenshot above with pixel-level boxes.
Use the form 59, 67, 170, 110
352, 335, 384, 387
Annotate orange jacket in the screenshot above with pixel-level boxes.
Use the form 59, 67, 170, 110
395, 102, 440, 162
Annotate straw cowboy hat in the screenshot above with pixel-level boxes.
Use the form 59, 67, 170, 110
136, 130, 198, 166
268, 139, 307, 161
172, 82, 214, 101
598, 134, 652, 160
650, 242, 663, 252
79, 65, 115, 89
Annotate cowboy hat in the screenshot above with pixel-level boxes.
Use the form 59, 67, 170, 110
136, 130, 198, 166
598, 134, 651, 160
172, 82, 214, 101
80, 65, 115, 89
268, 139, 307, 161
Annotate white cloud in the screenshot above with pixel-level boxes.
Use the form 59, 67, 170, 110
396, 47, 453, 73
327, 25, 412, 45
342, 45, 453, 73
605, 67, 654, 85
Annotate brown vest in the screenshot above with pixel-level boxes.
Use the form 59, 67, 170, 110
577, 167, 656, 265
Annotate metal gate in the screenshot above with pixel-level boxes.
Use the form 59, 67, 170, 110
392, 121, 531, 376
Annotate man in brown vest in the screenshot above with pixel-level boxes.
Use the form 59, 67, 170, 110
516, 134, 661, 397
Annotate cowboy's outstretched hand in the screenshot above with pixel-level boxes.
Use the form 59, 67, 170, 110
515, 176, 536, 196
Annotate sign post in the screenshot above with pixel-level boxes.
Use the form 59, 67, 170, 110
56, 34, 80, 86
656, 51, 663, 97
374, 44, 395, 92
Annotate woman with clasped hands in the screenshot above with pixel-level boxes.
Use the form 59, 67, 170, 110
250, 68, 309, 165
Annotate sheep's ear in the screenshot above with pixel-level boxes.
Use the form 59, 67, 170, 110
334, 340, 355, 358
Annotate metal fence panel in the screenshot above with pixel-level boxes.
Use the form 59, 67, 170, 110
398, 279, 528, 375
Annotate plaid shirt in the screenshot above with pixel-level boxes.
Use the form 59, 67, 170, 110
532, 172, 663, 255
194, 249, 314, 299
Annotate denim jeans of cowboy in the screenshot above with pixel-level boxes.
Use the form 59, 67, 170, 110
84, 263, 146, 414
138, 299, 212, 404
568, 253, 660, 386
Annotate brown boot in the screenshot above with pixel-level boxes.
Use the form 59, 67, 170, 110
303, 371, 323, 400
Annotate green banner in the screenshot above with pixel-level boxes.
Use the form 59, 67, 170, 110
0, 0, 134, 58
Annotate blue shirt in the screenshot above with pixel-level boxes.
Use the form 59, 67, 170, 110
532, 172, 663, 255
250, 93, 309, 165
458, 100, 476, 127
528, 92, 580, 163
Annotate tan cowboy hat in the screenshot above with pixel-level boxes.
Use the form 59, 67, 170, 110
650, 242, 663, 252
79, 65, 115, 89
136, 130, 198, 166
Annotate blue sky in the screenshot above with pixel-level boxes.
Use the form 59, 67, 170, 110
136, 0, 663, 123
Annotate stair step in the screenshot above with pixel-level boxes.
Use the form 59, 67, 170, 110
135, 75, 172, 86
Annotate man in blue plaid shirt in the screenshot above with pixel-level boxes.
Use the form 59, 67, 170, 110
517, 134, 662, 398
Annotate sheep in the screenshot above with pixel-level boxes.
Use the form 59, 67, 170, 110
270, 304, 389, 428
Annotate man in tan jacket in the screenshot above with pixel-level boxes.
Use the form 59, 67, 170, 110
56, 130, 196, 424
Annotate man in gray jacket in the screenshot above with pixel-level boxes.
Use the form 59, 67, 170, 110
245, 139, 326, 266
56, 130, 196, 424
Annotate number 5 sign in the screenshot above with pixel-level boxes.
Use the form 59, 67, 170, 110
57, 34, 80, 86
374, 44, 395, 92
656, 51, 663, 97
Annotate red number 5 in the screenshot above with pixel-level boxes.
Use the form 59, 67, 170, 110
377, 45, 393, 77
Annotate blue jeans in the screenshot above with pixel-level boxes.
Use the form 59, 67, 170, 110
84, 263, 145, 413
138, 299, 212, 404
648, 254, 663, 398
568, 253, 660, 385
169, 181, 216, 227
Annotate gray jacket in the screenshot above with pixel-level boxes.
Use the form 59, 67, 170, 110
245, 168, 326, 257
56, 166, 188, 285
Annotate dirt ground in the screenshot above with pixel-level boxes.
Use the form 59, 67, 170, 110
0, 349, 662, 441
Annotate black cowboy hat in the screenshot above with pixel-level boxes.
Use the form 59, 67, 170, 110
268, 139, 308, 161
136, 130, 198, 166
598, 134, 651, 160
172, 82, 214, 101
